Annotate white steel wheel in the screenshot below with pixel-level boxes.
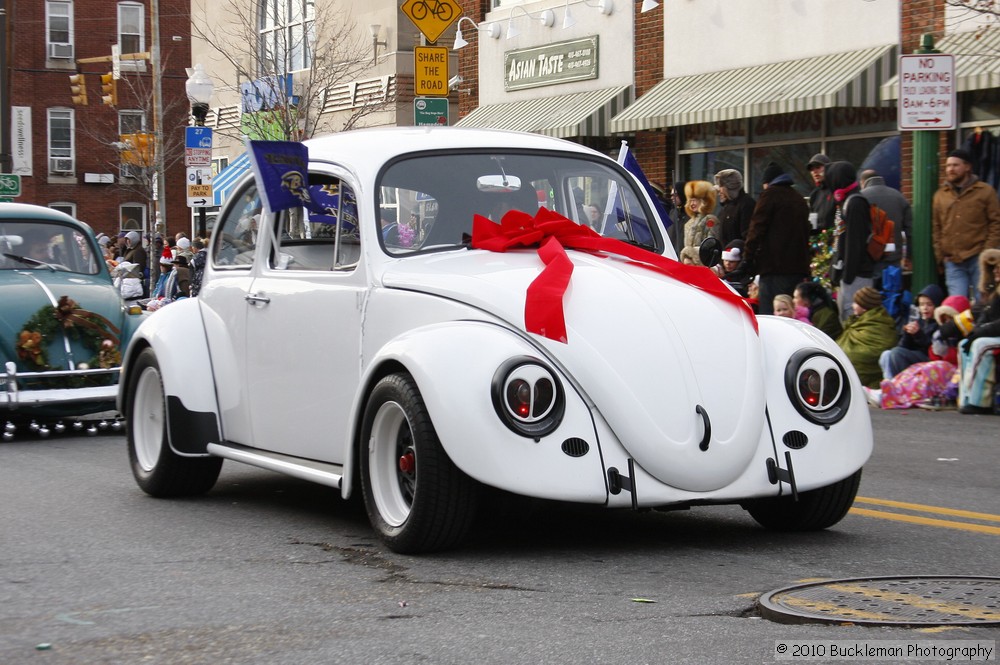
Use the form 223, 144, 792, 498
132, 363, 166, 472
126, 348, 222, 497
367, 400, 416, 527
360, 373, 478, 553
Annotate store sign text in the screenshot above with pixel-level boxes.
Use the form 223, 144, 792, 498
504, 37, 598, 91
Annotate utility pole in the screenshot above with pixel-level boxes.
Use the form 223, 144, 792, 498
150, 0, 166, 238
0, 0, 11, 174
910, 34, 941, 294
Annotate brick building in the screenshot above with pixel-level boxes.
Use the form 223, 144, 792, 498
1, 0, 191, 239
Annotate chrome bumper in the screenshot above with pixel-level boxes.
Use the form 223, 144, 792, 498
2, 361, 120, 408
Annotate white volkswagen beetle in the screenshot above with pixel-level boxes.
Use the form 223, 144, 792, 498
118, 127, 871, 553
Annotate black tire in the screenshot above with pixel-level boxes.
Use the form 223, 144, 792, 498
126, 348, 222, 497
744, 469, 862, 531
360, 373, 478, 553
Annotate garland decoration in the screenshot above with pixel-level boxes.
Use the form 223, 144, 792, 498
15, 296, 122, 374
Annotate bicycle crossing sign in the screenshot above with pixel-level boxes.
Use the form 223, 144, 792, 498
0, 174, 21, 198
401, 0, 460, 44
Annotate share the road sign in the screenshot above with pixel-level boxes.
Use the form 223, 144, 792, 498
898, 54, 956, 131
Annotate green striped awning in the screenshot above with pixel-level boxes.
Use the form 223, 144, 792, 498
610, 44, 898, 133
455, 85, 632, 138
881, 28, 1000, 100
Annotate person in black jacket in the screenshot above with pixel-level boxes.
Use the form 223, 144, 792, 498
666, 181, 688, 257
878, 283, 944, 379
807, 153, 836, 233
713, 169, 756, 247
826, 160, 876, 322
743, 163, 811, 315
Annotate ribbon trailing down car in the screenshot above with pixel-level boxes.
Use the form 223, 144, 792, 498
117, 127, 872, 553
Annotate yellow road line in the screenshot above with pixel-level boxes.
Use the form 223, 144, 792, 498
850, 507, 1000, 535
855, 496, 1000, 523
826, 583, 1000, 621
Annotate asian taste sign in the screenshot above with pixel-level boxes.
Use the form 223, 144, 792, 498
504, 37, 598, 92
414, 46, 449, 97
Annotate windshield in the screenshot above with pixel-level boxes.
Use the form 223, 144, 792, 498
376, 150, 661, 255
0, 220, 101, 274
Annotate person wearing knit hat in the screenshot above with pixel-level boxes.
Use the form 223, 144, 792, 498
713, 169, 755, 247
174, 235, 194, 262
877, 283, 945, 380
716, 239, 753, 297
743, 162, 810, 315
836, 285, 898, 388
852, 286, 882, 313
932, 147, 1000, 306
761, 163, 785, 187
122, 229, 148, 298
956, 248, 1000, 413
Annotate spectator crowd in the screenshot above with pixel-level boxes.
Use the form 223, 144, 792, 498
667, 147, 1000, 415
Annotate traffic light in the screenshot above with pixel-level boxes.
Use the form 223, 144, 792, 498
100, 72, 117, 106
69, 73, 87, 105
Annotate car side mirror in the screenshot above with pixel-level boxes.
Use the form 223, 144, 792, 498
699, 237, 722, 268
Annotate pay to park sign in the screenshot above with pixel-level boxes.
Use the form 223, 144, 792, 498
898, 53, 956, 131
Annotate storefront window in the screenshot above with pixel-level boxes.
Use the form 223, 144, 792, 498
749, 143, 821, 197
681, 149, 744, 185
681, 120, 747, 150
962, 88, 1000, 124
677, 107, 899, 194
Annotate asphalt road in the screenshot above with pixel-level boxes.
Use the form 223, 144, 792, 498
1, 407, 998, 664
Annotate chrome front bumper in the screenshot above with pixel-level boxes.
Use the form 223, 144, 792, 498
2, 361, 120, 408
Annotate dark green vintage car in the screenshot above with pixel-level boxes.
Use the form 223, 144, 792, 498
1, 203, 145, 433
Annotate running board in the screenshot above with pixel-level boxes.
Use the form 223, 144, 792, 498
206, 442, 344, 489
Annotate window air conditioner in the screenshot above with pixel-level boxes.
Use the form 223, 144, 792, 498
49, 43, 74, 59
51, 158, 74, 174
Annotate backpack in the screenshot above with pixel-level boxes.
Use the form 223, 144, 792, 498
866, 203, 895, 261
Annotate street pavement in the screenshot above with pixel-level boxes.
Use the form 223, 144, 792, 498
0, 407, 997, 664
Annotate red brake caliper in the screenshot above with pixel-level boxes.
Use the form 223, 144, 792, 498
399, 451, 415, 475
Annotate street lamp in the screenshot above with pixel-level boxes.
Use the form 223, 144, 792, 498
185, 63, 214, 238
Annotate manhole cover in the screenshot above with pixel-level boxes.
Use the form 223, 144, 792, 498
759, 576, 1000, 626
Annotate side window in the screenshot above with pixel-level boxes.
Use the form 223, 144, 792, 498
213, 182, 261, 268
270, 175, 360, 271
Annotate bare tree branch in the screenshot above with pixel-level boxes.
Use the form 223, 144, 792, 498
191, 0, 394, 143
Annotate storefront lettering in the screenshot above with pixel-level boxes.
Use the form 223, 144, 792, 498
508, 54, 566, 82
504, 37, 599, 91
753, 111, 822, 137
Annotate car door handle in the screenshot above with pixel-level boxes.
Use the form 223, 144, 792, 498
245, 293, 270, 305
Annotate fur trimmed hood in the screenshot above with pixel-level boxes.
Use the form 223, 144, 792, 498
979, 248, 1000, 296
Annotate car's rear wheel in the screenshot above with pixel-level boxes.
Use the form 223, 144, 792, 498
744, 469, 862, 531
126, 348, 222, 497
360, 373, 478, 553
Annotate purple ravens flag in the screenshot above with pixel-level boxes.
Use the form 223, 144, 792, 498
603, 141, 659, 245
306, 183, 359, 234
620, 144, 671, 231
245, 139, 310, 214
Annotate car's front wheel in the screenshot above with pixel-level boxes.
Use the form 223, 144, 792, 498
360, 373, 478, 553
743, 469, 862, 531
126, 348, 222, 497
